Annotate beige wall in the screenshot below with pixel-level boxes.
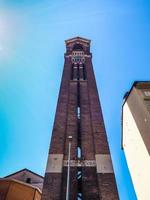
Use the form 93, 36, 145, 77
0, 179, 41, 200
126, 87, 150, 154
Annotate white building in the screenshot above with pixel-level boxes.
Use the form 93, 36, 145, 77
122, 81, 150, 200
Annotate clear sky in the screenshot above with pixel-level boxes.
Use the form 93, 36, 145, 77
0, 0, 150, 199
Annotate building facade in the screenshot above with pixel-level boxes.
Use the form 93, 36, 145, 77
42, 37, 119, 200
0, 168, 43, 200
122, 81, 150, 200
4, 168, 43, 191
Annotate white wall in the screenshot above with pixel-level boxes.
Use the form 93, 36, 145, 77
123, 103, 150, 200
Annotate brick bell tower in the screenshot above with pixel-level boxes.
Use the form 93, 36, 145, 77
41, 37, 119, 200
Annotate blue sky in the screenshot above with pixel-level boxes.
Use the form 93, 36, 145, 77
0, 0, 150, 199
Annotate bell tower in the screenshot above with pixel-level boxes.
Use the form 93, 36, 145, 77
41, 37, 119, 200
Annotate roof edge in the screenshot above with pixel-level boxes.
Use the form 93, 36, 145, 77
65, 36, 91, 44
121, 80, 150, 150
0, 178, 42, 193
122, 81, 150, 107
4, 168, 44, 179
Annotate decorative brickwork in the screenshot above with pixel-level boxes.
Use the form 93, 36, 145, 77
41, 37, 119, 200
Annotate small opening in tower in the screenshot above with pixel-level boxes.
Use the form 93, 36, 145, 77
77, 167, 82, 199
77, 147, 81, 159
77, 193, 82, 200
71, 64, 74, 80
77, 106, 80, 119
77, 82, 80, 106
73, 44, 83, 51
83, 64, 86, 80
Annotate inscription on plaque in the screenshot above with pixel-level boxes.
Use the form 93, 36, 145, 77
63, 160, 96, 167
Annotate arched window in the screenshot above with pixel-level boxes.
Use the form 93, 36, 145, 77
73, 44, 84, 51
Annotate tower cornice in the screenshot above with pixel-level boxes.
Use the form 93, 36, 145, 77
65, 36, 91, 45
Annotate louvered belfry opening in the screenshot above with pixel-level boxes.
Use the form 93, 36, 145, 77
41, 37, 119, 200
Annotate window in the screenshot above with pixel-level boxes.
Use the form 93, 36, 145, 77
77, 167, 82, 199
77, 193, 82, 200
77, 106, 80, 119
71, 51, 85, 64
77, 147, 81, 158
83, 65, 86, 80
73, 44, 83, 51
26, 178, 31, 184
